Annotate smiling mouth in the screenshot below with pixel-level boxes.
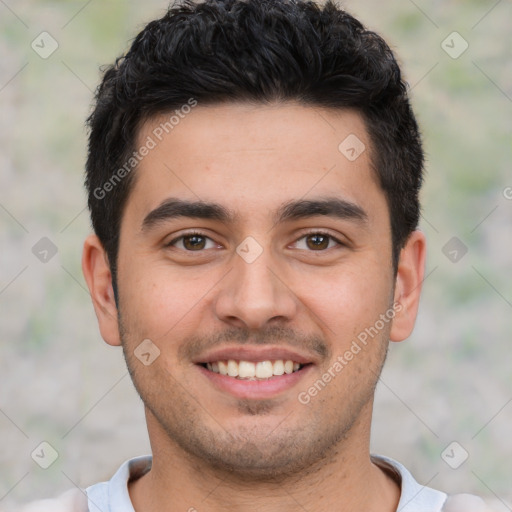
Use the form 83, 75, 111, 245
200, 359, 308, 380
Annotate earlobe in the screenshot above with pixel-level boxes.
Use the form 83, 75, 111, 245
389, 230, 427, 342
82, 234, 122, 346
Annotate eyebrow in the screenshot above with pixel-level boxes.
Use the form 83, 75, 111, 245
141, 196, 368, 231
274, 197, 368, 226
142, 198, 238, 231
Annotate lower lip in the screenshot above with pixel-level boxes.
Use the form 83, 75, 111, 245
196, 364, 313, 400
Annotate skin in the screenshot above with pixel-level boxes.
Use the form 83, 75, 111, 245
83, 103, 426, 512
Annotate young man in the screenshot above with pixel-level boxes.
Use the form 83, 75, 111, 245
26, 0, 490, 510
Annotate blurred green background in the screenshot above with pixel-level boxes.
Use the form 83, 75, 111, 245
0, 0, 511, 509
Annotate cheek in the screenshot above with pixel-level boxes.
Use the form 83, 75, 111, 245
119, 262, 220, 341
296, 262, 392, 337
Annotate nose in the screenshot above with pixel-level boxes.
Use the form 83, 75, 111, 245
213, 246, 298, 330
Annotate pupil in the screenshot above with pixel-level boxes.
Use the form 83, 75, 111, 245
308, 234, 328, 250
185, 235, 205, 250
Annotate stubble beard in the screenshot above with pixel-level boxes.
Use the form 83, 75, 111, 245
118, 312, 389, 483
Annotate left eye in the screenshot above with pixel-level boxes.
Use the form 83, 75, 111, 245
167, 232, 342, 252
169, 234, 217, 251
294, 233, 341, 251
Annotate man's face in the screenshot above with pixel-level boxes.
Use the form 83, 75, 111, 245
114, 103, 397, 477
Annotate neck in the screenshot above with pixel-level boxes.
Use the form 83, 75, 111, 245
129, 403, 400, 512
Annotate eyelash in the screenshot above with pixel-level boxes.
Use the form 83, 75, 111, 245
294, 230, 345, 250
166, 230, 345, 251
166, 230, 218, 251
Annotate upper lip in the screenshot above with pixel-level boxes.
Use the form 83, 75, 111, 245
193, 346, 317, 365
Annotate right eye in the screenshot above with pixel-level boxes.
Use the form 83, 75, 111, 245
166, 231, 219, 251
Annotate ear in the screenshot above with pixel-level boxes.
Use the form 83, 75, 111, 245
390, 230, 427, 342
82, 234, 121, 346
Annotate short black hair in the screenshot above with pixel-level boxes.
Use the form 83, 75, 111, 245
86, 0, 423, 289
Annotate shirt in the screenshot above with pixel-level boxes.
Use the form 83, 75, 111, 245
20, 454, 489, 511
84, 454, 486, 512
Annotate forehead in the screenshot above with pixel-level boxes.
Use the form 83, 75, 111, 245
127, 102, 383, 225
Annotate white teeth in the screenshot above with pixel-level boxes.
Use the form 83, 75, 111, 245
238, 361, 256, 378
218, 361, 228, 376
255, 361, 273, 378
204, 359, 303, 379
227, 359, 239, 377
273, 360, 285, 375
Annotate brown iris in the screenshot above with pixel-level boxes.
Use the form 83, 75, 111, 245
183, 235, 207, 250
306, 234, 330, 250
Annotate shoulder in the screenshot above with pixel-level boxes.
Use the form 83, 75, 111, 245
372, 454, 494, 512
18, 489, 88, 512
442, 494, 497, 512
372, 454, 447, 511
86, 455, 152, 510
19, 456, 152, 512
